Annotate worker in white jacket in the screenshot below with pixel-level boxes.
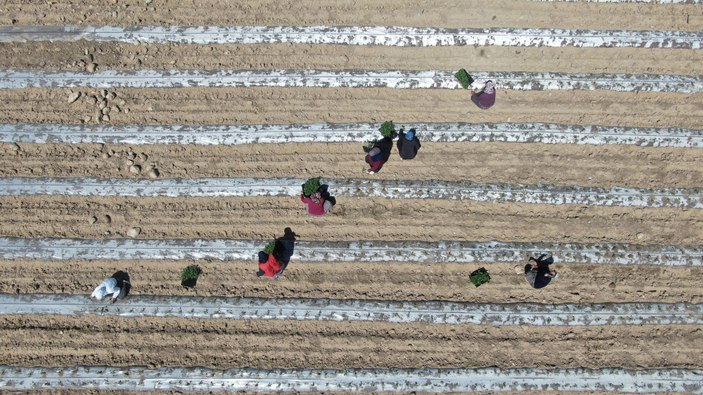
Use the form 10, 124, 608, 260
91, 277, 126, 302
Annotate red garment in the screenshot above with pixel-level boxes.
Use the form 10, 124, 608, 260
259, 254, 282, 278
365, 155, 385, 172
300, 194, 327, 216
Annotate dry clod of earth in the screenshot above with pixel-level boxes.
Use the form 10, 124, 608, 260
101, 152, 110, 159
86, 63, 97, 73
67, 91, 81, 104
88, 216, 97, 224
147, 168, 160, 178
103, 115, 111, 122
103, 214, 111, 224
129, 164, 141, 174
127, 227, 141, 238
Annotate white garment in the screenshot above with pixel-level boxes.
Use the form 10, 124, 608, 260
470, 80, 486, 91
91, 277, 121, 300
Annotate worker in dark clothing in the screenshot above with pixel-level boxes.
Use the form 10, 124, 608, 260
397, 128, 421, 160
363, 136, 393, 174
524, 254, 558, 289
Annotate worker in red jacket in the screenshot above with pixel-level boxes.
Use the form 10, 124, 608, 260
300, 191, 333, 216
257, 251, 283, 279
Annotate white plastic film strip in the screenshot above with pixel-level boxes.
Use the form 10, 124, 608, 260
0, 177, 699, 209
0, 365, 701, 393
0, 238, 700, 266
2, 122, 701, 147
0, 294, 701, 326
0, 25, 700, 48
1, 69, 701, 92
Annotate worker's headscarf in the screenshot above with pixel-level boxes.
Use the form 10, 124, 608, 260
404, 129, 416, 141
483, 80, 495, 95
258, 251, 268, 263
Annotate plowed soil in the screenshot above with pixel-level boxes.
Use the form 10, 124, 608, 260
0, 196, 701, 244
2, 0, 701, 30
0, 0, 701, 389
2, 42, 702, 75
2, 142, 702, 189
1, 260, 701, 304
1, 89, 702, 129
1, 316, 701, 369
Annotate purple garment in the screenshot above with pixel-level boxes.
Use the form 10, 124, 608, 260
471, 90, 496, 109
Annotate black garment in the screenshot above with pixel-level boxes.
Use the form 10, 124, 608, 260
525, 254, 554, 289
363, 136, 394, 173
110, 270, 131, 299
397, 131, 421, 160
377, 136, 394, 161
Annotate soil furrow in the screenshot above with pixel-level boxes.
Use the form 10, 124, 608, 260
0, 316, 700, 369
0, 196, 700, 244
1, 259, 700, 304
1, 1, 700, 31
0, 88, 700, 129
1, 42, 702, 75
1, 142, 701, 189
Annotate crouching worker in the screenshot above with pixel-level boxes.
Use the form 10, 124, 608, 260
524, 253, 558, 289
91, 273, 130, 303
257, 250, 283, 279
300, 191, 334, 216
397, 128, 421, 160
471, 80, 496, 110
363, 136, 393, 174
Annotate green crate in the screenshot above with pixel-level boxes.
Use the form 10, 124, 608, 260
469, 267, 491, 287
454, 68, 475, 89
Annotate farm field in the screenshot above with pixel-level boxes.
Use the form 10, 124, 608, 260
0, 0, 701, 393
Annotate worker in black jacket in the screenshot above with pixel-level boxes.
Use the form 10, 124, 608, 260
397, 128, 421, 160
524, 254, 558, 289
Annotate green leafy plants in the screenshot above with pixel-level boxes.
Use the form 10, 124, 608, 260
263, 241, 276, 254
454, 68, 475, 89
180, 264, 202, 288
469, 267, 491, 287
302, 177, 321, 197
378, 121, 396, 139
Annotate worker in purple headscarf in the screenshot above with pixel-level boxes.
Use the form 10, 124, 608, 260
471, 80, 496, 110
